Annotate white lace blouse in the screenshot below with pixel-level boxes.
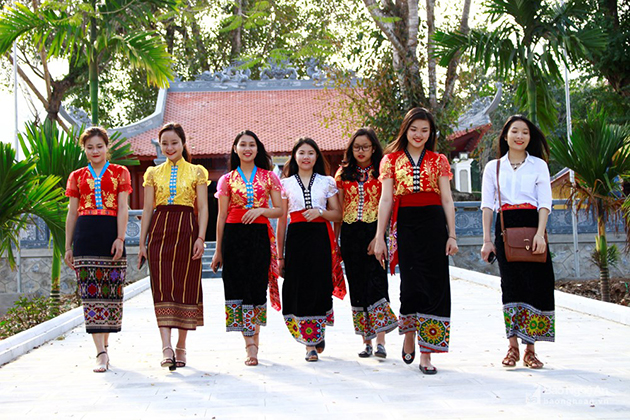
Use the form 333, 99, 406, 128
281, 173, 338, 213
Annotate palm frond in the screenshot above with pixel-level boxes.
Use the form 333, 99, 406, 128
0, 143, 65, 269
109, 31, 173, 88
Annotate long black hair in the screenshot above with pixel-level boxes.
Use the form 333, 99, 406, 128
384, 107, 437, 154
497, 115, 549, 162
229, 130, 272, 170
282, 137, 330, 178
339, 127, 383, 181
158, 122, 190, 161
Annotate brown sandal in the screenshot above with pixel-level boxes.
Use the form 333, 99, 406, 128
502, 346, 520, 368
245, 343, 258, 366
523, 349, 544, 369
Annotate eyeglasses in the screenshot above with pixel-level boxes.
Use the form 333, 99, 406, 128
352, 145, 372, 152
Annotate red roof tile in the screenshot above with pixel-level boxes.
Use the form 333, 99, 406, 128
127, 89, 346, 158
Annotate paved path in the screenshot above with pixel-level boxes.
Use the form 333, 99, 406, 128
1, 272, 629, 419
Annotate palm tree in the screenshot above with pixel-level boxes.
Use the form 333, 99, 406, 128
549, 109, 630, 302
0, 143, 65, 271
0, 0, 175, 124
433, 0, 605, 133
18, 120, 139, 304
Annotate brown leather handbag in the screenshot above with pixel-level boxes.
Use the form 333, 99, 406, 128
496, 160, 548, 263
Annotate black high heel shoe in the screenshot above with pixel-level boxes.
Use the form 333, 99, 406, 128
161, 347, 176, 371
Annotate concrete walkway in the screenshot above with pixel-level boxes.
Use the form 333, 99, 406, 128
1, 271, 629, 419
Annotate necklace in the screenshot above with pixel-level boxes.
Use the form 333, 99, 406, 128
357, 164, 372, 183
510, 158, 526, 170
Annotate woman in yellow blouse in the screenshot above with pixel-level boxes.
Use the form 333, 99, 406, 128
138, 122, 209, 371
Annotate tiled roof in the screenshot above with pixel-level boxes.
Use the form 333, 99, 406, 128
126, 89, 346, 158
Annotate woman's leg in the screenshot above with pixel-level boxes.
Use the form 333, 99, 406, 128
175, 329, 188, 365
159, 327, 174, 363
92, 333, 108, 370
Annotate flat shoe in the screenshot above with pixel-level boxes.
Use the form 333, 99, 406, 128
358, 344, 373, 358
315, 340, 325, 354
420, 365, 437, 375
402, 347, 415, 365
305, 350, 318, 362
374, 344, 387, 359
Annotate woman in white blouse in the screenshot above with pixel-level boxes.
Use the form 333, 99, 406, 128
480, 115, 555, 370
276, 138, 343, 362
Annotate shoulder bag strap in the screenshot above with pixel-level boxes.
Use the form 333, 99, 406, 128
496, 159, 506, 235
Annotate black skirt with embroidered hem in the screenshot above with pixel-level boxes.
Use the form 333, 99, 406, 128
147, 205, 204, 330
222, 222, 270, 336
495, 209, 555, 343
73, 215, 125, 334
341, 221, 398, 340
282, 221, 333, 346
396, 205, 451, 353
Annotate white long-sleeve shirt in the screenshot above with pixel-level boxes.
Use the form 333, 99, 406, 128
480, 153, 552, 212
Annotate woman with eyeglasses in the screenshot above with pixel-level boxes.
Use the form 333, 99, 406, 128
335, 128, 398, 359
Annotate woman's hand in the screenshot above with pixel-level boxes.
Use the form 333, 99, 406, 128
242, 208, 266, 224
446, 237, 459, 256
192, 237, 205, 260
302, 208, 321, 222
64, 249, 74, 270
137, 244, 148, 269
111, 238, 124, 261
367, 237, 377, 255
480, 241, 496, 262
211, 251, 222, 272
532, 234, 546, 254
373, 236, 387, 267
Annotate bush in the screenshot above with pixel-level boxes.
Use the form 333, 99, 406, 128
0, 294, 81, 340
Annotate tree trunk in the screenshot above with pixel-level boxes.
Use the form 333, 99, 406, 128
50, 245, 61, 311
597, 203, 611, 302
441, 0, 471, 107
230, 0, 245, 60
426, 0, 437, 109
89, 0, 98, 125
363, 0, 427, 107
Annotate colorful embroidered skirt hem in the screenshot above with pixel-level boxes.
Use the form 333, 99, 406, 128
399, 313, 450, 353
225, 300, 267, 335
284, 310, 334, 345
352, 298, 398, 340
504, 302, 555, 343
76, 256, 126, 334
154, 302, 204, 330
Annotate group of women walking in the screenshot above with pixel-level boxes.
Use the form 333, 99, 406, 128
64, 108, 555, 375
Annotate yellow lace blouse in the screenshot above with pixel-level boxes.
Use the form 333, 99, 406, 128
143, 159, 209, 208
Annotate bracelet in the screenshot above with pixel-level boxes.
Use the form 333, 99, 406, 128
65, 248, 72, 252
448, 235, 457, 240
197, 236, 204, 242
535, 234, 545, 240
318, 208, 323, 216
484, 240, 493, 244
116, 237, 125, 242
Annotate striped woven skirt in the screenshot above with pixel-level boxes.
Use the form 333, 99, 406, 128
147, 205, 204, 330
73, 215, 125, 334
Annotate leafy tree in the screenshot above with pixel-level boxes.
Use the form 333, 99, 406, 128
0, 142, 65, 271
583, 0, 630, 97
0, 0, 175, 125
549, 108, 630, 302
434, 0, 606, 133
